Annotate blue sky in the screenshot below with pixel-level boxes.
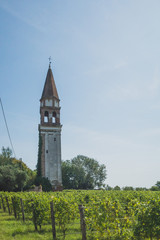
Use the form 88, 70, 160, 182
0, 0, 160, 188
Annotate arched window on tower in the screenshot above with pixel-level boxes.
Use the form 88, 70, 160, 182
44, 111, 49, 123
52, 111, 56, 123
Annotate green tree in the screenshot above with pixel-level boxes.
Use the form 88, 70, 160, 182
105, 185, 113, 190
113, 185, 121, 190
0, 165, 16, 191
155, 181, 160, 189
149, 181, 160, 191
1, 146, 12, 159
62, 155, 107, 189
0, 147, 36, 191
0, 147, 13, 165
150, 185, 159, 191
15, 169, 28, 191
135, 187, 147, 191
123, 186, 134, 191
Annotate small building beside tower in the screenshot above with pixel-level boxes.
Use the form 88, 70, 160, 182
38, 62, 63, 191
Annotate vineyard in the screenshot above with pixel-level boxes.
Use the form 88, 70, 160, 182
1, 190, 160, 239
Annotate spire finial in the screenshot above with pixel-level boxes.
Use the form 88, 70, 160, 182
49, 56, 51, 68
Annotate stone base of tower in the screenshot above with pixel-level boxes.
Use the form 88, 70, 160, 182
52, 184, 63, 192
51, 179, 63, 191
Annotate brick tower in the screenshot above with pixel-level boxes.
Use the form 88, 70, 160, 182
39, 63, 62, 191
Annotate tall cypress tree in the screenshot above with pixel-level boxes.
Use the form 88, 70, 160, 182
37, 132, 42, 177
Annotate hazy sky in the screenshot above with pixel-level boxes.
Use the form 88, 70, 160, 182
0, 0, 160, 188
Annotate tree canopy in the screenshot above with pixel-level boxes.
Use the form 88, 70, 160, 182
0, 147, 36, 191
62, 155, 107, 189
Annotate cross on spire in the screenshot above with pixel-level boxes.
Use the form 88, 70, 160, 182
49, 56, 51, 68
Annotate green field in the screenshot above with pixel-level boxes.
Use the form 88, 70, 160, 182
1, 190, 160, 239
0, 209, 82, 240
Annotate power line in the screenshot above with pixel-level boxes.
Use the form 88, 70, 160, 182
0, 98, 16, 158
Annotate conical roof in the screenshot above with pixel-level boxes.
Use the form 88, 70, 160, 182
41, 66, 59, 100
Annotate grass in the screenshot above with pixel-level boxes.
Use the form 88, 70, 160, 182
0, 210, 82, 240
0, 209, 156, 240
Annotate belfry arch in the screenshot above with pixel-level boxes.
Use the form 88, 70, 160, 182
52, 111, 56, 123
44, 111, 49, 123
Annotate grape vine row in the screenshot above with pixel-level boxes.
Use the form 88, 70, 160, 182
1, 190, 160, 239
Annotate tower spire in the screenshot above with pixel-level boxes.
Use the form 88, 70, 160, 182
41, 63, 59, 100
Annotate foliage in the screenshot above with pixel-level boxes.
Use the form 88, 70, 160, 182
135, 187, 148, 191
26, 194, 50, 230
113, 185, 121, 190
15, 170, 29, 191
0, 165, 30, 192
155, 181, 160, 189
62, 155, 107, 189
123, 186, 134, 191
105, 185, 113, 190
0, 147, 12, 165
0, 147, 35, 191
1, 190, 160, 239
134, 198, 160, 239
1, 146, 12, 159
34, 176, 52, 192
62, 160, 85, 189
150, 185, 159, 191
23, 170, 37, 191
36, 132, 42, 177
0, 165, 16, 191
53, 196, 79, 238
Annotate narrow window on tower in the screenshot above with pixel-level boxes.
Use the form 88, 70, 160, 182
44, 111, 49, 123
52, 111, 56, 123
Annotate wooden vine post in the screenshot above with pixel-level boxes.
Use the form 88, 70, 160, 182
20, 198, 25, 222
50, 201, 56, 240
79, 205, 87, 240
1, 196, 6, 212
6, 197, 11, 215
12, 197, 17, 219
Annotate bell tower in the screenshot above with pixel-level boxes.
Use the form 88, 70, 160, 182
39, 62, 62, 190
